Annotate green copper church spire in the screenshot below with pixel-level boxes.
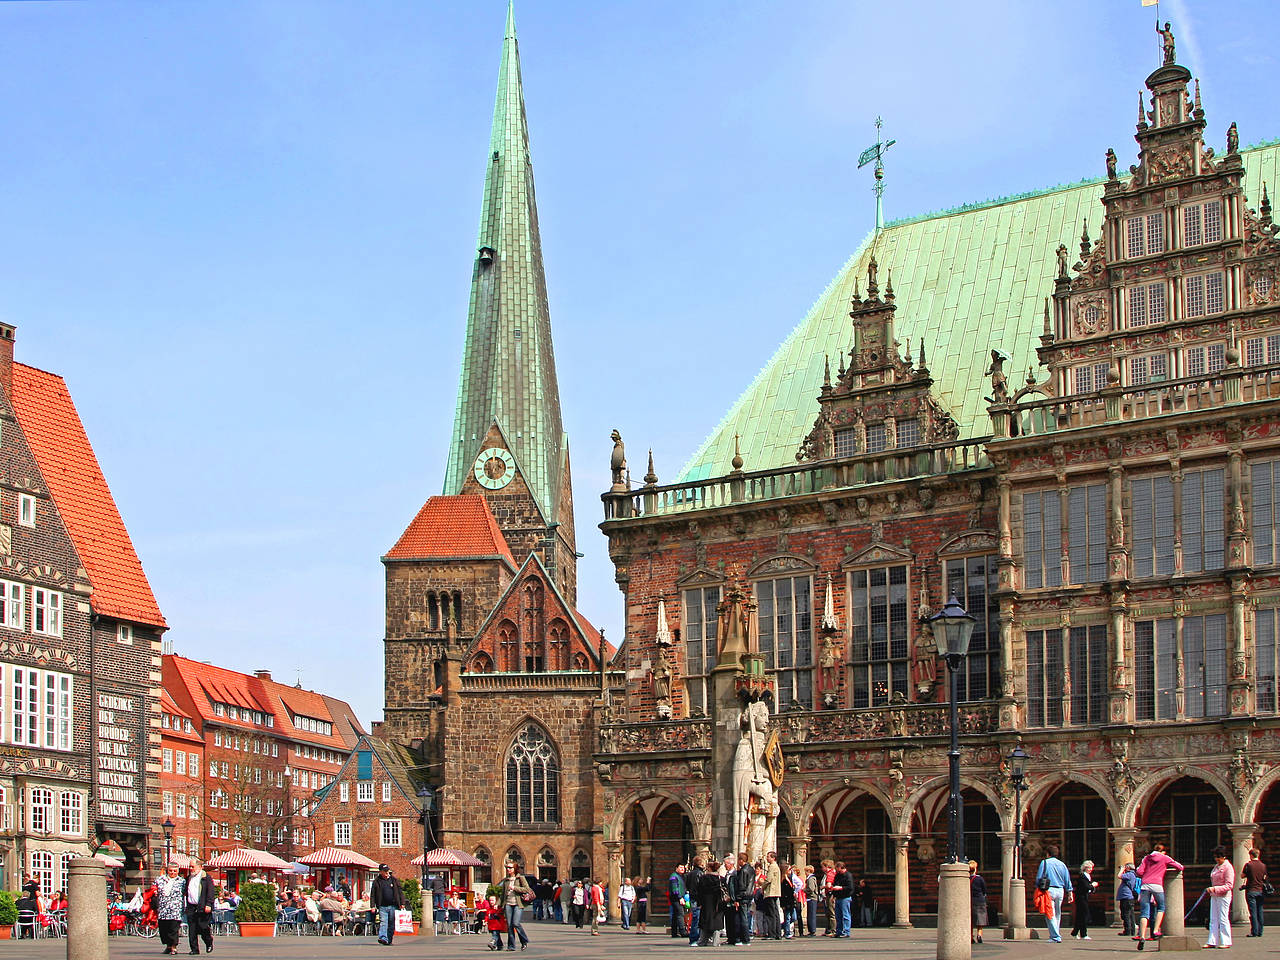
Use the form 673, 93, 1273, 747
443, 1, 566, 522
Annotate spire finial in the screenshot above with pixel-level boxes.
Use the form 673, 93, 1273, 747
837, 351, 847, 379
1193, 78, 1203, 115
644, 448, 658, 486
823, 354, 832, 390
1262, 183, 1272, 222
904, 338, 913, 366
851, 277, 862, 307
917, 339, 927, 371
655, 598, 672, 646
731, 434, 744, 473
820, 573, 841, 632
1138, 91, 1147, 129
1043, 297, 1052, 336
867, 255, 880, 299
1080, 219, 1091, 259
885, 268, 895, 303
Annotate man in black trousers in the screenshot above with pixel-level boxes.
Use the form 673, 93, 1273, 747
184, 858, 217, 955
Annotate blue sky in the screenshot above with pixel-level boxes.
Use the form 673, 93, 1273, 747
2, 0, 1276, 725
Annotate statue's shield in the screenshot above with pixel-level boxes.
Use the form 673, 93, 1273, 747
764, 729, 784, 788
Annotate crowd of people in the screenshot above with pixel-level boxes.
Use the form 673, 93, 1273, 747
14, 872, 67, 938
1034, 841, 1271, 950
663, 851, 884, 947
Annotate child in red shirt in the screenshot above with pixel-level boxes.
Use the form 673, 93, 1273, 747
481, 895, 507, 951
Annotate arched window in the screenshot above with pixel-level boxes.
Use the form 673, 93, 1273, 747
504, 846, 524, 870
548, 619, 569, 671
505, 724, 560, 825
497, 620, 519, 672
522, 581, 545, 671
536, 848, 557, 882
473, 847, 492, 884
570, 849, 590, 880
427, 594, 440, 631
470, 653, 494, 674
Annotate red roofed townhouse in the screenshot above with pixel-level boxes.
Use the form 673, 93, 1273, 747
0, 325, 167, 892
158, 692, 204, 863
163, 655, 364, 863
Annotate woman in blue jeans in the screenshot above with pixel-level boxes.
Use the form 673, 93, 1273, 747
498, 862, 532, 951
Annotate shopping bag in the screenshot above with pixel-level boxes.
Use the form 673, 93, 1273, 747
394, 909, 414, 933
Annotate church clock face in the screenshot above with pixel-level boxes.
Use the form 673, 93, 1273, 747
473, 447, 516, 490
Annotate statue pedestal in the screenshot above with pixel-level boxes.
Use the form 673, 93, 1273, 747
1157, 870, 1198, 951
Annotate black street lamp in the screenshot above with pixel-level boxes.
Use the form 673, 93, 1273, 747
417, 787, 435, 891
163, 817, 175, 867
1007, 743, 1029, 880
930, 595, 975, 864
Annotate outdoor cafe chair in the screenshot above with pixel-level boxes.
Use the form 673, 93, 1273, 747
15, 910, 40, 940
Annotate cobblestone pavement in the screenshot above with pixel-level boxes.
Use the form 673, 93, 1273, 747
8, 921, 1273, 959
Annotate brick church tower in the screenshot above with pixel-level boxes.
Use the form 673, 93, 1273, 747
373, 5, 611, 882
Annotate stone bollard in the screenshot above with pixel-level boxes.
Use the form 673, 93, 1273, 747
67, 857, 108, 960
1003, 877, 1036, 940
1157, 868, 1198, 951
421, 889, 435, 936
937, 861, 972, 960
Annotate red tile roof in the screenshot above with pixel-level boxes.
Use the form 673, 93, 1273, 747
164, 654, 365, 752
384, 494, 515, 564
10, 363, 166, 628
573, 610, 616, 662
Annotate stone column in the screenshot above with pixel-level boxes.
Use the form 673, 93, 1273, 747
998, 832, 1016, 917
68, 857, 108, 960
792, 836, 811, 871
1158, 868, 1198, 951
606, 841, 623, 922
638, 842, 654, 885
937, 861, 972, 960
422, 887, 435, 937
1110, 827, 1137, 927
1229, 824, 1257, 926
892, 834, 913, 928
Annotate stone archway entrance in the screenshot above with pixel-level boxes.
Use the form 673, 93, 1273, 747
1024, 779, 1115, 925
807, 786, 898, 925
1136, 774, 1232, 897
620, 795, 695, 916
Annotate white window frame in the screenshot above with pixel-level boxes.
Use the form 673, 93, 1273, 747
1129, 352, 1168, 386
1245, 334, 1280, 367
117, 624, 133, 645
1185, 272, 1225, 318
1182, 200, 1223, 248
382, 781, 392, 802
339, 782, 349, 802
1126, 281, 1167, 328
1185, 343, 1227, 378
0, 581, 23, 631
189, 752, 199, 777
162, 791, 173, 816
380, 819, 401, 847
175, 751, 186, 776
1126, 212, 1165, 258
17, 495, 35, 528
162, 748, 172, 772
335, 821, 351, 847
32, 589, 61, 638
357, 781, 374, 803
29, 787, 52, 833
1071, 362, 1111, 396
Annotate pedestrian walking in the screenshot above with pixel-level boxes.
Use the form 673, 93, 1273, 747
571, 881, 586, 928
498, 861, 532, 951
184, 858, 216, 955
763, 851, 782, 939
858, 877, 875, 928
687, 857, 705, 946
1035, 844, 1072, 943
370, 863, 405, 946
1117, 862, 1140, 937
668, 864, 687, 937
970, 861, 988, 944
1071, 860, 1098, 940
588, 877, 604, 936
1242, 848, 1268, 938
1205, 846, 1234, 948
152, 862, 185, 955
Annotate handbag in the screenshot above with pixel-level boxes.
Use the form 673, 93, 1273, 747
1035, 875, 1050, 892
1264, 880, 1276, 897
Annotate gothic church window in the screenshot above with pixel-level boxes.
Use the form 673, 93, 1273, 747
471, 652, 494, 674
848, 566, 909, 708
755, 576, 813, 709
505, 724, 559, 825
473, 847, 492, 883
683, 587, 720, 715
428, 594, 440, 631
943, 556, 1000, 701
497, 620, 519, 672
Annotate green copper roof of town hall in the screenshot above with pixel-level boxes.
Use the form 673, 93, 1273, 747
443, 1, 566, 521
678, 139, 1280, 483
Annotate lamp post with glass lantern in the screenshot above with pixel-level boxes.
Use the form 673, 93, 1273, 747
929, 595, 975, 960
163, 818, 174, 867
1003, 743, 1034, 940
417, 787, 435, 938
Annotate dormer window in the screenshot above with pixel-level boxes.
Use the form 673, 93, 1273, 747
833, 427, 857, 458
1126, 213, 1165, 258
1126, 281, 1167, 327
1182, 200, 1223, 247
1185, 272, 1225, 318
864, 423, 887, 454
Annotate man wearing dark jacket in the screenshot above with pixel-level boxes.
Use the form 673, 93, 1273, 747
668, 864, 687, 937
831, 861, 854, 938
184, 859, 217, 955
371, 863, 406, 945
731, 855, 757, 945
686, 858, 705, 945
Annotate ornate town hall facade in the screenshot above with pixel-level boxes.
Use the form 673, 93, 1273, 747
598, 34, 1280, 925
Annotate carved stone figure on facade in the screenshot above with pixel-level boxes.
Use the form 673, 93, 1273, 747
1056, 243, 1069, 279
732, 700, 781, 864
985, 349, 1010, 403
609, 429, 627, 490
1157, 22, 1175, 66
1106, 148, 1118, 181
652, 649, 673, 719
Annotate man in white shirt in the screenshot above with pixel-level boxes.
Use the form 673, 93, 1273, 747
184, 859, 216, 954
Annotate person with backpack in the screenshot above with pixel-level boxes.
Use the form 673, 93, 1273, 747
1117, 862, 1140, 937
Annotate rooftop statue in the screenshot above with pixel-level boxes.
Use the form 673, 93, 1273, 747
1157, 22, 1175, 66
609, 429, 627, 490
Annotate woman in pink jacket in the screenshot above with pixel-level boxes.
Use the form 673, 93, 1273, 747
1204, 845, 1235, 948
1136, 841, 1184, 946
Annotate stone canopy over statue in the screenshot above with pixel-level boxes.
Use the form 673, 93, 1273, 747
731, 699, 783, 864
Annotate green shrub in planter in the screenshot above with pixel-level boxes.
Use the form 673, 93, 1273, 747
0, 891, 17, 926
402, 878, 422, 923
234, 883, 277, 923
